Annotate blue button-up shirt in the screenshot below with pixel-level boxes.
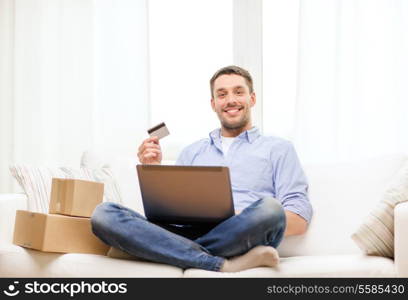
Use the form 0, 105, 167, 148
176, 127, 313, 223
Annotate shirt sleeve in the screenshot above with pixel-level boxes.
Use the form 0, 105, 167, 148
273, 142, 313, 224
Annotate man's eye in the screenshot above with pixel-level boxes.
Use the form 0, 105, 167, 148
236, 91, 243, 95
218, 94, 226, 97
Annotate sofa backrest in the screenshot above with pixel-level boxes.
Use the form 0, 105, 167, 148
88, 152, 407, 257
277, 154, 407, 257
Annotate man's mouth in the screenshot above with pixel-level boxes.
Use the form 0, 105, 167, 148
223, 106, 243, 117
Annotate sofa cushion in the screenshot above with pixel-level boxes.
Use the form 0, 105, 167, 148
9, 164, 122, 213
183, 254, 396, 278
351, 159, 408, 257
80, 151, 174, 214
80, 151, 144, 214
277, 154, 407, 257
0, 244, 183, 277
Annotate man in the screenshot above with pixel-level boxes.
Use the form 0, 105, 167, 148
91, 65, 313, 272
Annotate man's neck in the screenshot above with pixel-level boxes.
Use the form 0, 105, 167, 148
221, 124, 253, 137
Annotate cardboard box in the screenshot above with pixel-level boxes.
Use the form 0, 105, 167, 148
49, 178, 104, 217
13, 210, 109, 255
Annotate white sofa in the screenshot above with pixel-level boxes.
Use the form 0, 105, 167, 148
1, 154, 408, 277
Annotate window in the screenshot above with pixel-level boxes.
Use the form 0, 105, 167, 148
148, 0, 233, 160
262, 0, 299, 139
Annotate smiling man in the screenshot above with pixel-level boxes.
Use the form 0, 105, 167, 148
211, 70, 254, 136
91, 65, 313, 272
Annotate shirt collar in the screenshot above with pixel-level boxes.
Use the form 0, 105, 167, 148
209, 126, 260, 144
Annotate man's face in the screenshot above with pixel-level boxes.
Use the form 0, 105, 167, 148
211, 74, 256, 131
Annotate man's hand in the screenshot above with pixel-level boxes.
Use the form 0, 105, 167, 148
137, 136, 162, 164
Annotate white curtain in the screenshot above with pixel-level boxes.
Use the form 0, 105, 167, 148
263, 0, 408, 164
0, 0, 149, 193
3, 0, 408, 193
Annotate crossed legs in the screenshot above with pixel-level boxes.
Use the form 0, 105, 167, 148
91, 197, 286, 272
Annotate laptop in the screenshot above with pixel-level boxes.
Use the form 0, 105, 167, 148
136, 165, 235, 225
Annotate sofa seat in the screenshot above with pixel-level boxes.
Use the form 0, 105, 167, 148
1, 243, 395, 278
183, 254, 396, 278
0, 244, 183, 278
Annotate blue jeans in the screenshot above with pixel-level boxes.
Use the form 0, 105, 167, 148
91, 196, 286, 271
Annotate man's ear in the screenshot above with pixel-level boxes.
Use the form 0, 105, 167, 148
211, 98, 216, 112
250, 92, 256, 107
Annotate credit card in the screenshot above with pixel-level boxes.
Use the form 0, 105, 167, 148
147, 122, 170, 139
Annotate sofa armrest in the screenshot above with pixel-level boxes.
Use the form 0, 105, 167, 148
0, 193, 27, 244
395, 201, 408, 277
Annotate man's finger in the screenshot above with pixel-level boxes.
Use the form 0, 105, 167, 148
145, 143, 160, 149
148, 136, 160, 144
144, 148, 161, 155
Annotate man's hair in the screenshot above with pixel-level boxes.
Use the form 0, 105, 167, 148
210, 65, 254, 97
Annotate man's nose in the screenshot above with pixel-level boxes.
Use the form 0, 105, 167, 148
225, 94, 237, 105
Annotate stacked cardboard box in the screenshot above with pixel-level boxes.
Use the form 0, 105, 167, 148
13, 178, 109, 255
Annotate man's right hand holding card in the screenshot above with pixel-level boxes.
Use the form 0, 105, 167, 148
137, 136, 162, 165
137, 122, 170, 165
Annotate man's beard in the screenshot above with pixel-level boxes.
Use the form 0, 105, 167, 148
218, 107, 250, 130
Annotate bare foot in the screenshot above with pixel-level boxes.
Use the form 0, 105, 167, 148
220, 245, 280, 272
